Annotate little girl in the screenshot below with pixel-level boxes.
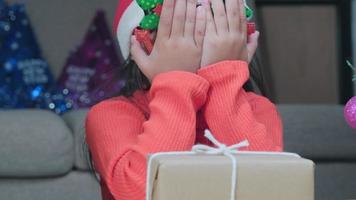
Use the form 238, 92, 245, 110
85, 0, 283, 199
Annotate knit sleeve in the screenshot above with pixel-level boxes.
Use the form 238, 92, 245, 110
197, 60, 283, 151
85, 71, 209, 200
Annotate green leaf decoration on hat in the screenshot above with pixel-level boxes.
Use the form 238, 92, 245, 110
246, 7, 253, 19
139, 13, 160, 30
244, 0, 253, 20
137, 0, 163, 10
136, 0, 254, 30
136, 0, 163, 30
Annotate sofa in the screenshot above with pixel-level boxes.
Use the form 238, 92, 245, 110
0, 109, 101, 200
1, 105, 356, 200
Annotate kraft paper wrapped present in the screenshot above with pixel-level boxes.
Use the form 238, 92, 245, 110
146, 131, 315, 200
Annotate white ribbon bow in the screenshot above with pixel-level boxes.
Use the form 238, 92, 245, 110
192, 130, 249, 200
146, 129, 249, 200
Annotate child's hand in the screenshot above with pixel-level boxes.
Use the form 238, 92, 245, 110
200, 0, 249, 67
131, 0, 206, 82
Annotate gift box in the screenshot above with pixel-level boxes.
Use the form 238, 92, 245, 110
146, 131, 314, 200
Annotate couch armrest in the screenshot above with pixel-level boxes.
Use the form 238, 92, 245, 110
278, 104, 356, 160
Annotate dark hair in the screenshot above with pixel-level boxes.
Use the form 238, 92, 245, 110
116, 58, 151, 97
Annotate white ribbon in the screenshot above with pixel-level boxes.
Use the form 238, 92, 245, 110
146, 129, 300, 200
192, 130, 249, 200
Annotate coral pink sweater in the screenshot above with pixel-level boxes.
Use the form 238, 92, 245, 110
85, 60, 283, 200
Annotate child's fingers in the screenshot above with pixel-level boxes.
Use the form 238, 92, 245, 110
171, 0, 187, 38
130, 36, 149, 71
204, 3, 216, 35
156, 0, 175, 41
194, 5, 206, 47
211, 0, 228, 34
184, 0, 198, 38
239, 0, 247, 35
225, 0, 239, 32
247, 31, 259, 63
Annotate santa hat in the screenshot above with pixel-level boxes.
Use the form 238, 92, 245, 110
114, 0, 145, 60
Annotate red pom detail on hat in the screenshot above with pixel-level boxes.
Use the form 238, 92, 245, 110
134, 28, 154, 53
247, 22, 256, 35
153, 4, 163, 16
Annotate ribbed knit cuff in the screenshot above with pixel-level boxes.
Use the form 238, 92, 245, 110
197, 60, 249, 85
149, 71, 210, 109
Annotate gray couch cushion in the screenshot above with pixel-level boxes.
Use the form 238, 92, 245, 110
62, 109, 91, 171
315, 162, 356, 200
278, 105, 356, 160
0, 109, 74, 177
0, 171, 101, 200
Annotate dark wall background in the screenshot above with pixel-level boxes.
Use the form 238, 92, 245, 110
253, 0, 353, 104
